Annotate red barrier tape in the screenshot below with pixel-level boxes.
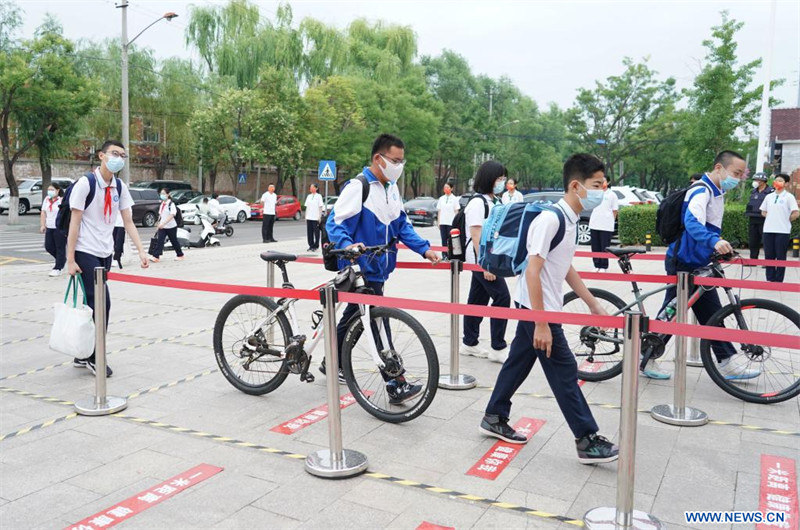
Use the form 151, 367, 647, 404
693, 276, 800, 293
107, 272, 798, 349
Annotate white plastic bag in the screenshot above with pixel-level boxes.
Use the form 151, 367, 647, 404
49, 275, 95, 358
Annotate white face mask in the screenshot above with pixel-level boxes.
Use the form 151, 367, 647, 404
380, 155, 405, 183
752, 181, 759, 189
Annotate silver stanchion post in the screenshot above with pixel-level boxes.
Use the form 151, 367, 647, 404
686, 312, 703, 367
438, 259, 476, 390
305, 284, 368, 478
651, 272, 708, 426
75, 268, 127, 416
584, 312, 663, 530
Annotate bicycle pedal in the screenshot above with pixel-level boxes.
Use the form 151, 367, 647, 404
301, 372, 315, 383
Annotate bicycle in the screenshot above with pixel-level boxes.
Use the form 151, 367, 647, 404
212, 242, 439, 423
563, 247, 800, 404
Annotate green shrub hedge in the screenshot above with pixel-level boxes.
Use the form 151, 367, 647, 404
617, 204, 800, 248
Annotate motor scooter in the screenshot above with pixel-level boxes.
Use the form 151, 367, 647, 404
164, 210, 221, 249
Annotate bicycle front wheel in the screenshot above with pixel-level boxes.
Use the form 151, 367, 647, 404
341, 306, 438, 423
700, 298, 800, 404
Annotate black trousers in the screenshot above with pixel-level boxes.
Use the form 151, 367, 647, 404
262, 214, 275, 241
763, 232, 789, 283
112, 226, 125, 262
74, 251, 112, 362
439, 224, 451, 257
463, 271, 510, 350
153, 227, 184, 258
590, 229, 613, 269
44, 228, 66, 270
486, 314, 599, 439
748, 218, 765, 260
306, 220, 320, 249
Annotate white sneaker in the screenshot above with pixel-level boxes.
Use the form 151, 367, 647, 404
48, 269, 62, 277
718, 356, 762, 380
461, 344, 488, 358
488, 348, 508, 364
174, 255, 185, 261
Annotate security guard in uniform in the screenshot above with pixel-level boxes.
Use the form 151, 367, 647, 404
746, 173, 773, 261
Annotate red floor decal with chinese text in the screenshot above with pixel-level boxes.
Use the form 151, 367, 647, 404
416, 522, 455, 530
271, 393, 364, 435
758, 454, 798, 530
467, 417, 544, 480
66, 463, 223, 530
578, 361, 602, 387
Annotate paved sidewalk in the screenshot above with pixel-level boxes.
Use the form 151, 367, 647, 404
1, 230, 798, 529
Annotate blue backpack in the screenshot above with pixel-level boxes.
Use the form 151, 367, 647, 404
56, 172, 122, 232
478, 201, 565, 277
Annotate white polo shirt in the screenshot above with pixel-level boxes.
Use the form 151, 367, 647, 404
42, 196, 61, 229
158, 200, 178, 229
515, 199, 579, 312
464, 194, 493, 265
69, 170, 133, 257
588, 189, 619, 231
436, 194, 459, 226
304, 193, 324, 221
261, 192, 277, 215
208, 198, 221, 216
502, 190, 524, 204
761, 191, 799, 234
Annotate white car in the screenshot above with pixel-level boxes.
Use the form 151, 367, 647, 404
609, 186, 650, 207
0, 177, 74, 215
179, 194, 250, 224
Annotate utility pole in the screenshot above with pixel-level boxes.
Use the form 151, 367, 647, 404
755, 0, 777, 176
118, 1, 130, 184
488, 87, 494, 120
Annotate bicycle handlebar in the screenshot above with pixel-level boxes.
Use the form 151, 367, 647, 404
711, 250, 740, 263
328, 238, 398, 260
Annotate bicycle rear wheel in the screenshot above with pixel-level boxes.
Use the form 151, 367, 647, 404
562, 288, 627, 381
213, 295, 292, 395
700, 298, 800, 404
341, 306, 438, 423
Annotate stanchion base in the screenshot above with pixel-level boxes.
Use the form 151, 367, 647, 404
74, 396, 127, 416
438, 374, 477, 390
686, 359, 704, 367
650, 404, 708, 427
583, 506, 664, 529
305, 449, 368, 479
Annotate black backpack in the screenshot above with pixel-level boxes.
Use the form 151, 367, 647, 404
655, 182, 704, 245
448, 194, 489, 261
321, 174, 370, 272
57, 172, 123, 232
172, 202, 184, 228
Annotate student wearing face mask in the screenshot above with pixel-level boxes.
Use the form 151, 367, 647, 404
461, 161, 511, 364
40, 182, 66, 276
436, 183, 459, 258
760, 174, 799, 283
148, 189, 184, 263
588, 177, 618, 272
324, 134, 440, 400
746, 173, 772, 261
501, 177, 523, 204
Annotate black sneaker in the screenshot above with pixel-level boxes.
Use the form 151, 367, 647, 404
387, 380, 422, 404
86, 360, 113, 378
73, 358, 89, 368
318, 360, 345, 384
479, 414, 528, 444
576, 433, 618, 464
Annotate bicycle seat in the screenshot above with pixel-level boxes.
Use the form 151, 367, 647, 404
605, 246, 646, 257
260, 251, 297, 263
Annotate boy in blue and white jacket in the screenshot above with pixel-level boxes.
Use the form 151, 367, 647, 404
324, 134, 440, 402
646, 150, 760, 381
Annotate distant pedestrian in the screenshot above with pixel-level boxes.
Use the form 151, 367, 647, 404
148, 189, 184, 263
588, 177, 618, 272
40, 182, 66, 277
260, 184, 278, 243
436, 183, 459, 257
760, 174, 799, 283
305, 184, 324, 251
746, 173, 772, 261
66, 139, 149, 377
689, 173, 703, 183
501, 177, 524, 204
112, 212, 125, 269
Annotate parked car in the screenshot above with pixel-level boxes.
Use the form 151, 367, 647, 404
171, 189, 203, 205
0, 178, 74, 215
130, 180, 192, 193
609, 186, 649, 207
128, 187, 161, 227
179, 194, 250, 224
404, 198, 437, 226
523, 191, 602, 245
635, 189, 661, 204
248, 195, 302, 220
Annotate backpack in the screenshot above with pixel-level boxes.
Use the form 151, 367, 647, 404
321, 174, 370, 272
57, 172, 123, 232
478, 201, 565, 277
172, 202, 184, 228
655, 182, 704, 245
448, 194, 489, 261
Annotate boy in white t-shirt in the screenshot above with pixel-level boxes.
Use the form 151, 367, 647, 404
66, 140, 149, 377
588, 178, 619, 272
760, 173, 799, 282
435, 183, 459, 257
304, 184, 324, 251
480, 153, 618, 465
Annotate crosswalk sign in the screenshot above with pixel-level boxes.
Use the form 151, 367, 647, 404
318, 160, 336, 181
238, 172, 247, 184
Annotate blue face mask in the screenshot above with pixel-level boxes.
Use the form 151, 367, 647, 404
578, 183, 604, 209
493, 179, 506, 195
105, 154, 125, 173
160, 194, 168, 201
721, 174, 739, 191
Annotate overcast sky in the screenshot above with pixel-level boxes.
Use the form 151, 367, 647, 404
15, 0, 800, 109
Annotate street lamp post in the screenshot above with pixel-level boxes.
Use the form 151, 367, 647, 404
117, 2, 178, 184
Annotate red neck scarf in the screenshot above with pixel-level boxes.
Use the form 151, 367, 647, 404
103, 186, 113, 223
48, 197, 58, 211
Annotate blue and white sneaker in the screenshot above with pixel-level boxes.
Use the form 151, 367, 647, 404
576, 433, 619, 464
718, 356, 761, 380
640, 360, 671, 380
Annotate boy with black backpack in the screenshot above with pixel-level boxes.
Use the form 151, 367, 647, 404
479, 154, 619, 465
